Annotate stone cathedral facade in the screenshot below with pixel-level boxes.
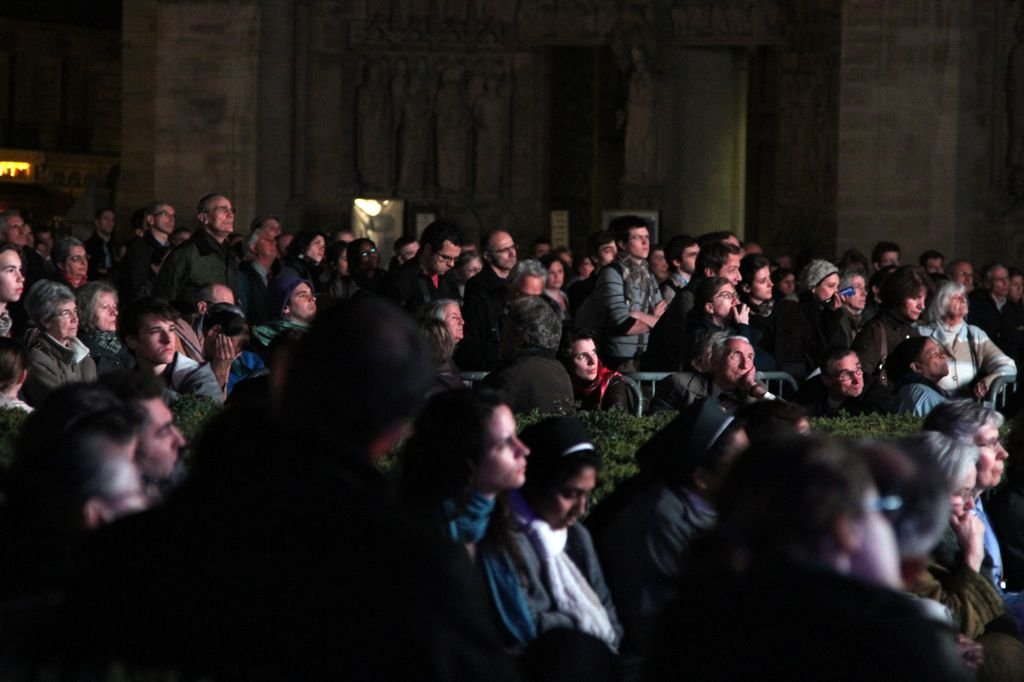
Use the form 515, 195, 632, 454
9, 1, 1024, 265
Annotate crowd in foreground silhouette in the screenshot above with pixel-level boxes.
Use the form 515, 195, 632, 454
3, 201, 1024, 679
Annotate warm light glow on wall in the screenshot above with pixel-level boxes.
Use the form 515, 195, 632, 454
0, 162, 31, 180
354, 198, 382, 217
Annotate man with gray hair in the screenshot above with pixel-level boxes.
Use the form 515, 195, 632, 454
483, 295, 573, 414
508, 257, 546, 299
652, 334, 776, 413
236, 216, 281, 325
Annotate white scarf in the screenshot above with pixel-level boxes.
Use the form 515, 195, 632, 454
512, 493, 619, 650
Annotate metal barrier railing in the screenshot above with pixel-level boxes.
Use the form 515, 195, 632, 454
463, 369, 802, 414
624, 372, 672, 415
756, 371, 799, 400
983, 374, 1017, 410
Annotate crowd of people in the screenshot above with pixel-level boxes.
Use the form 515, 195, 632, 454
2, 200, 1024, 679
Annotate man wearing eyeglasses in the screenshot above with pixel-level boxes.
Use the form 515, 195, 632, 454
153, 193, 238, 304
793, 348, 877, 417
380, 219, 462, 314
120, 201, 177, 305
457, 229, 517, 370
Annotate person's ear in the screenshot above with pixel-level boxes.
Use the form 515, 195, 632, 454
82, 498, 108, 530
691, 466, 712, 494
910, 358, 924, 375
125, 334, 139, 351
832, 514, 863, 555
704, 302, 715, 316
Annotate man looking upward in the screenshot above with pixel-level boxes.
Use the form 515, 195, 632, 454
153, 194, 238, 304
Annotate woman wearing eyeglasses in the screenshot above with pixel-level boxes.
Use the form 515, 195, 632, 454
52, 237, 89, 290
902, 431, 1024, 678
680, 277, 759, 371
347, 237, 387, 295
21, 280, 97, 406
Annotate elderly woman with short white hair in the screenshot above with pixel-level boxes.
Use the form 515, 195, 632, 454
917, 279, 1016, 399
22, 279, 97, 406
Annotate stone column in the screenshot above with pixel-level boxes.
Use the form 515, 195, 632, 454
123, 1, 260, 228
285, 0, 310, 231
118, 0, 159, 224
256, 0, 295, 221
837, 1, 961, 262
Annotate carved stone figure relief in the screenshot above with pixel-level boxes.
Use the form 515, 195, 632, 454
1008, 15, 1024, 200
435, 62, 472, 194
670, 0, 782, 43
394, 59, 435, 193
355, 59, 394, 192
472, 64, 512, 196
623, 46, 662, 185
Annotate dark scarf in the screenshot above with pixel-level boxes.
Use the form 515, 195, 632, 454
92, 329, 124, 357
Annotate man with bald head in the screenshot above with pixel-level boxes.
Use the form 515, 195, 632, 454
457, 228, 519, 370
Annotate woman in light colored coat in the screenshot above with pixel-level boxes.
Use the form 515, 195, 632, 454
22, 280, 96, 406
917, 280, 1016, 399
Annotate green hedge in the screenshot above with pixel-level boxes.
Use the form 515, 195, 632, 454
517, 409, 928, 506
0, 401, 934, 507
0, 396, 222, 474
0, 407, 31, 472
